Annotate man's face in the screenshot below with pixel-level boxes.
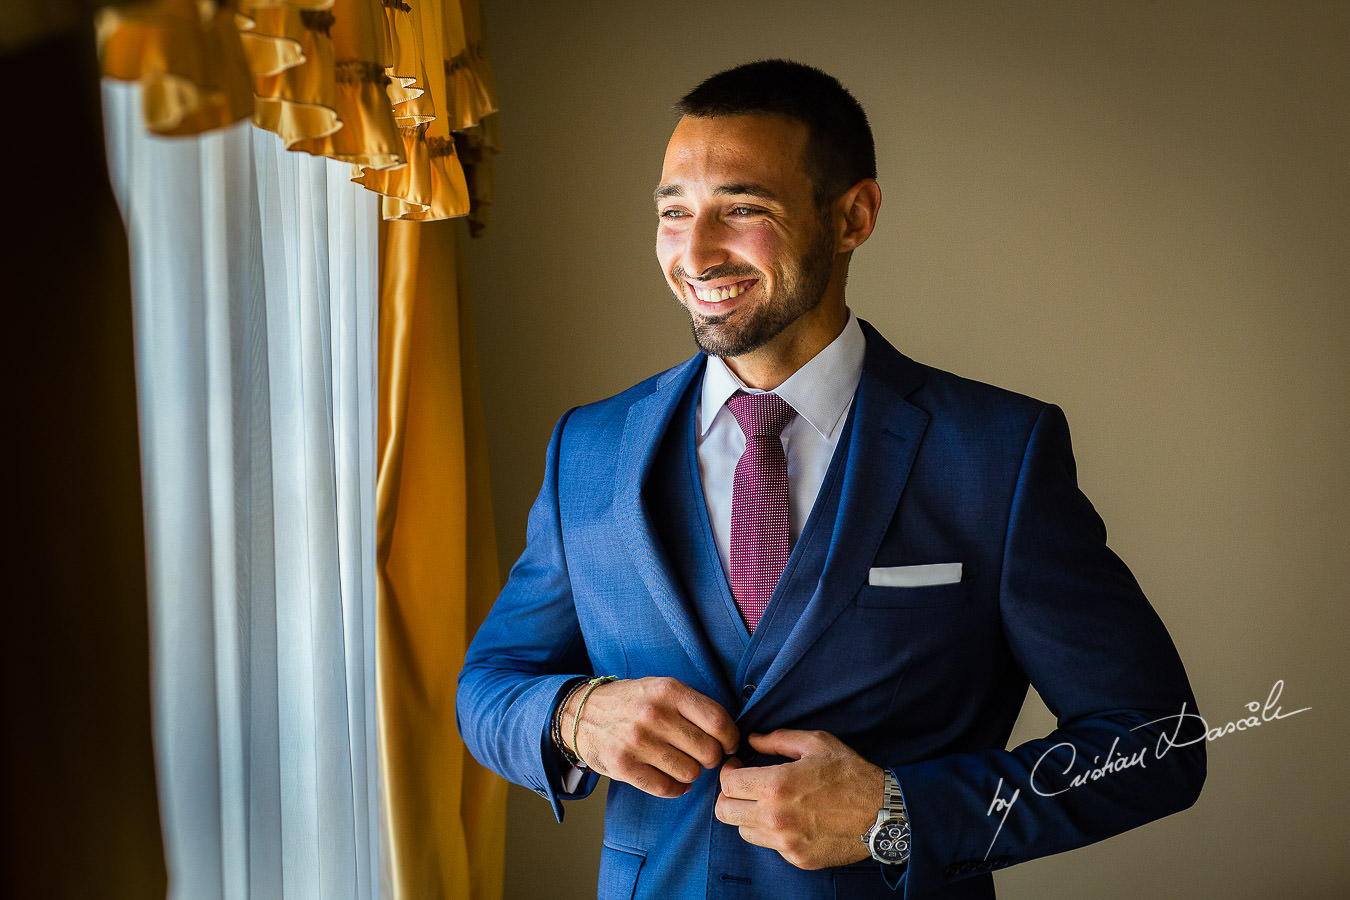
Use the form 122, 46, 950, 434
655, 114, 838, 360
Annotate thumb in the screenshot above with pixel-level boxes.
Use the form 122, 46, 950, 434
747, 728, 829, 760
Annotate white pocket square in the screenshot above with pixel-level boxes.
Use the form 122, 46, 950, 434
868, 563, 963, 588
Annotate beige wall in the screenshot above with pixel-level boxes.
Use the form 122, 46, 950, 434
464, 2, 1349, 897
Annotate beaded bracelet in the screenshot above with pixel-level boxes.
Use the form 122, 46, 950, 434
569, 675, 618, 770
551, 678, 590, 768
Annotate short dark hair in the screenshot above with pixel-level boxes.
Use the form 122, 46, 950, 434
675, 59, 876, 207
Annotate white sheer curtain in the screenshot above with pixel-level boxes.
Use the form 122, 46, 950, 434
102, 80, 380, 900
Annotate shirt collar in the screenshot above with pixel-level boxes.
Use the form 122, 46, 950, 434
698, 311, 865, 439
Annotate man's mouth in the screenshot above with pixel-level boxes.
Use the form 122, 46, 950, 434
687, 278, 758, 304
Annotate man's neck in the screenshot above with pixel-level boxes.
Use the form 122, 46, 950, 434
723, 301, 849, 391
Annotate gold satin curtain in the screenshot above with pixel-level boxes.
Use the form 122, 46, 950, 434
379, 218, 505, 900
96, 1, 506, 896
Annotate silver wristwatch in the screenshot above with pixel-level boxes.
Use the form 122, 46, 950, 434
861, 768, 910, 865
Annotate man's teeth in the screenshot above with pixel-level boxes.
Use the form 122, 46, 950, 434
693, 281, 751, 303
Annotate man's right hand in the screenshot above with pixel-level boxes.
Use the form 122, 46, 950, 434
560, 676, 738, 798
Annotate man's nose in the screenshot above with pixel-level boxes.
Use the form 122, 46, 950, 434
682, 215, 728, 276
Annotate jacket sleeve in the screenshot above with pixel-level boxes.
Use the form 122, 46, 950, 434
891, 403, 1206, 896
456, 409, 602, 821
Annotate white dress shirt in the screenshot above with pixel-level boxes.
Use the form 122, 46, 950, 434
696, 312, 866, 579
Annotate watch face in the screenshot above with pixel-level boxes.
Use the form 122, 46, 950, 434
872, 820, 910, 863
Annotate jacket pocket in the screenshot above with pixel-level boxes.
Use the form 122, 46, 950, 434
599, 840, 646, 900
854, 580, 970, 609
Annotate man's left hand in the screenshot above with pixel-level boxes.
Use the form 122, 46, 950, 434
715, 729, 883, 870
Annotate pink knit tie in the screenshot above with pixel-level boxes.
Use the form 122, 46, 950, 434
728, 391, 797, 633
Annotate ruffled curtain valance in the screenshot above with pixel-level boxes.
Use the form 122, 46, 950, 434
97, 0, 498, 227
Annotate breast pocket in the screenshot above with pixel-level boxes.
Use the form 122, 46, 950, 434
854, 580, 970, 609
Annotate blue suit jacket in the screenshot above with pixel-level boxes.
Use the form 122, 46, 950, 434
457, 321, 1204, 899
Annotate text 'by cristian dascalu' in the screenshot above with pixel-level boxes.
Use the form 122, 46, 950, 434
981, 679, 1311, 859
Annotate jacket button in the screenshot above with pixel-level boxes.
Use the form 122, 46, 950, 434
742, 683, 756, 699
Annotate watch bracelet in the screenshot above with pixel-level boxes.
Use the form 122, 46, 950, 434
883, 768, 906, 821
862, 768, 911, 863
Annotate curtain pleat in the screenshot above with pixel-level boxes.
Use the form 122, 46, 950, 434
104, 80, 382, 899
377, 218, 506, 899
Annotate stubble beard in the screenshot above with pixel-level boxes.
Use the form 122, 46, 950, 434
675, 224, 836, 360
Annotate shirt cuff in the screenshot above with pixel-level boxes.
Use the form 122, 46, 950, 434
560, 764, 585, 794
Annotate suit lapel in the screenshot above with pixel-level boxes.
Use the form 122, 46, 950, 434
746, 323, 930, 710
613, 355, 734, 706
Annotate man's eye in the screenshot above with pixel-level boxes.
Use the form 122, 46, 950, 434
729, 206, 761, 216
659, 208, 687, 219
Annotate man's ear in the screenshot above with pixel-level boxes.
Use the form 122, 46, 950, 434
835, 178, 882, 253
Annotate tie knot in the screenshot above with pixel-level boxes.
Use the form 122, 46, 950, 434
728, 390, 797, 440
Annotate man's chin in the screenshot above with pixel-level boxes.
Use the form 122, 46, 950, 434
690, 319, 775, 359
690, 320, 733, 357
680, 301, 735, 343
689, 308, 733, 327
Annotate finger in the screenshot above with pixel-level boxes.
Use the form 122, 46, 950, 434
623, 678, 733, 769
626, 762, 694, 800
649, 742, 708, 786
718, 755, 745, 794
669, 684, 740, 756
732, 824, 776, 852
595, 720, 707, 786
747, 728, 831, 760
664, 712, 734, 771
714, 793, 756, 828
719, 756, 784, 801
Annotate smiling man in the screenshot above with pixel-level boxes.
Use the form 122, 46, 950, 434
655, 112, 851, 381
458, 60, 1204, 899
